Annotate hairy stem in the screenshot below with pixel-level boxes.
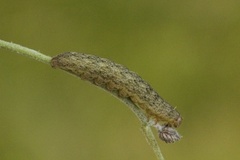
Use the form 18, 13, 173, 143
0, 39, 164, 160
0, 39, 51, 64
120, 97, 165, 160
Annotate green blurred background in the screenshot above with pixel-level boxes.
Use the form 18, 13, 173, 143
1, 0, 240, 159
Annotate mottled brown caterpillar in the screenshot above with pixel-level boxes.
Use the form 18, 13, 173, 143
51, 52, 182, 143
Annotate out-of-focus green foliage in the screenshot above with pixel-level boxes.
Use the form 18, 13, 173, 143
1, 0, 240, 159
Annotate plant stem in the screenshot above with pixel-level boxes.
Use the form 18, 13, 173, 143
0, 38, 164, 160
0, 39, 51, 64
141, 125, 165, 160
120, 96, 165, 160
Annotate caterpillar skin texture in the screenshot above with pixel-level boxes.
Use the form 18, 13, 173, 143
51, 52, 182, 143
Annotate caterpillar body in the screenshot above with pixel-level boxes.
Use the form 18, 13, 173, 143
51, 52, 182, 143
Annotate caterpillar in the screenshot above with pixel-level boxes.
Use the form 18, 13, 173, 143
51, 52, 182, 143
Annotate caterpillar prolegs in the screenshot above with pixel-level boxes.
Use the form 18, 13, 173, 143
51, 52, 182, 143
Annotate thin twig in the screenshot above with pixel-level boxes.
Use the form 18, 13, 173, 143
0, 39, 51, 64
119, 96, 165, 160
